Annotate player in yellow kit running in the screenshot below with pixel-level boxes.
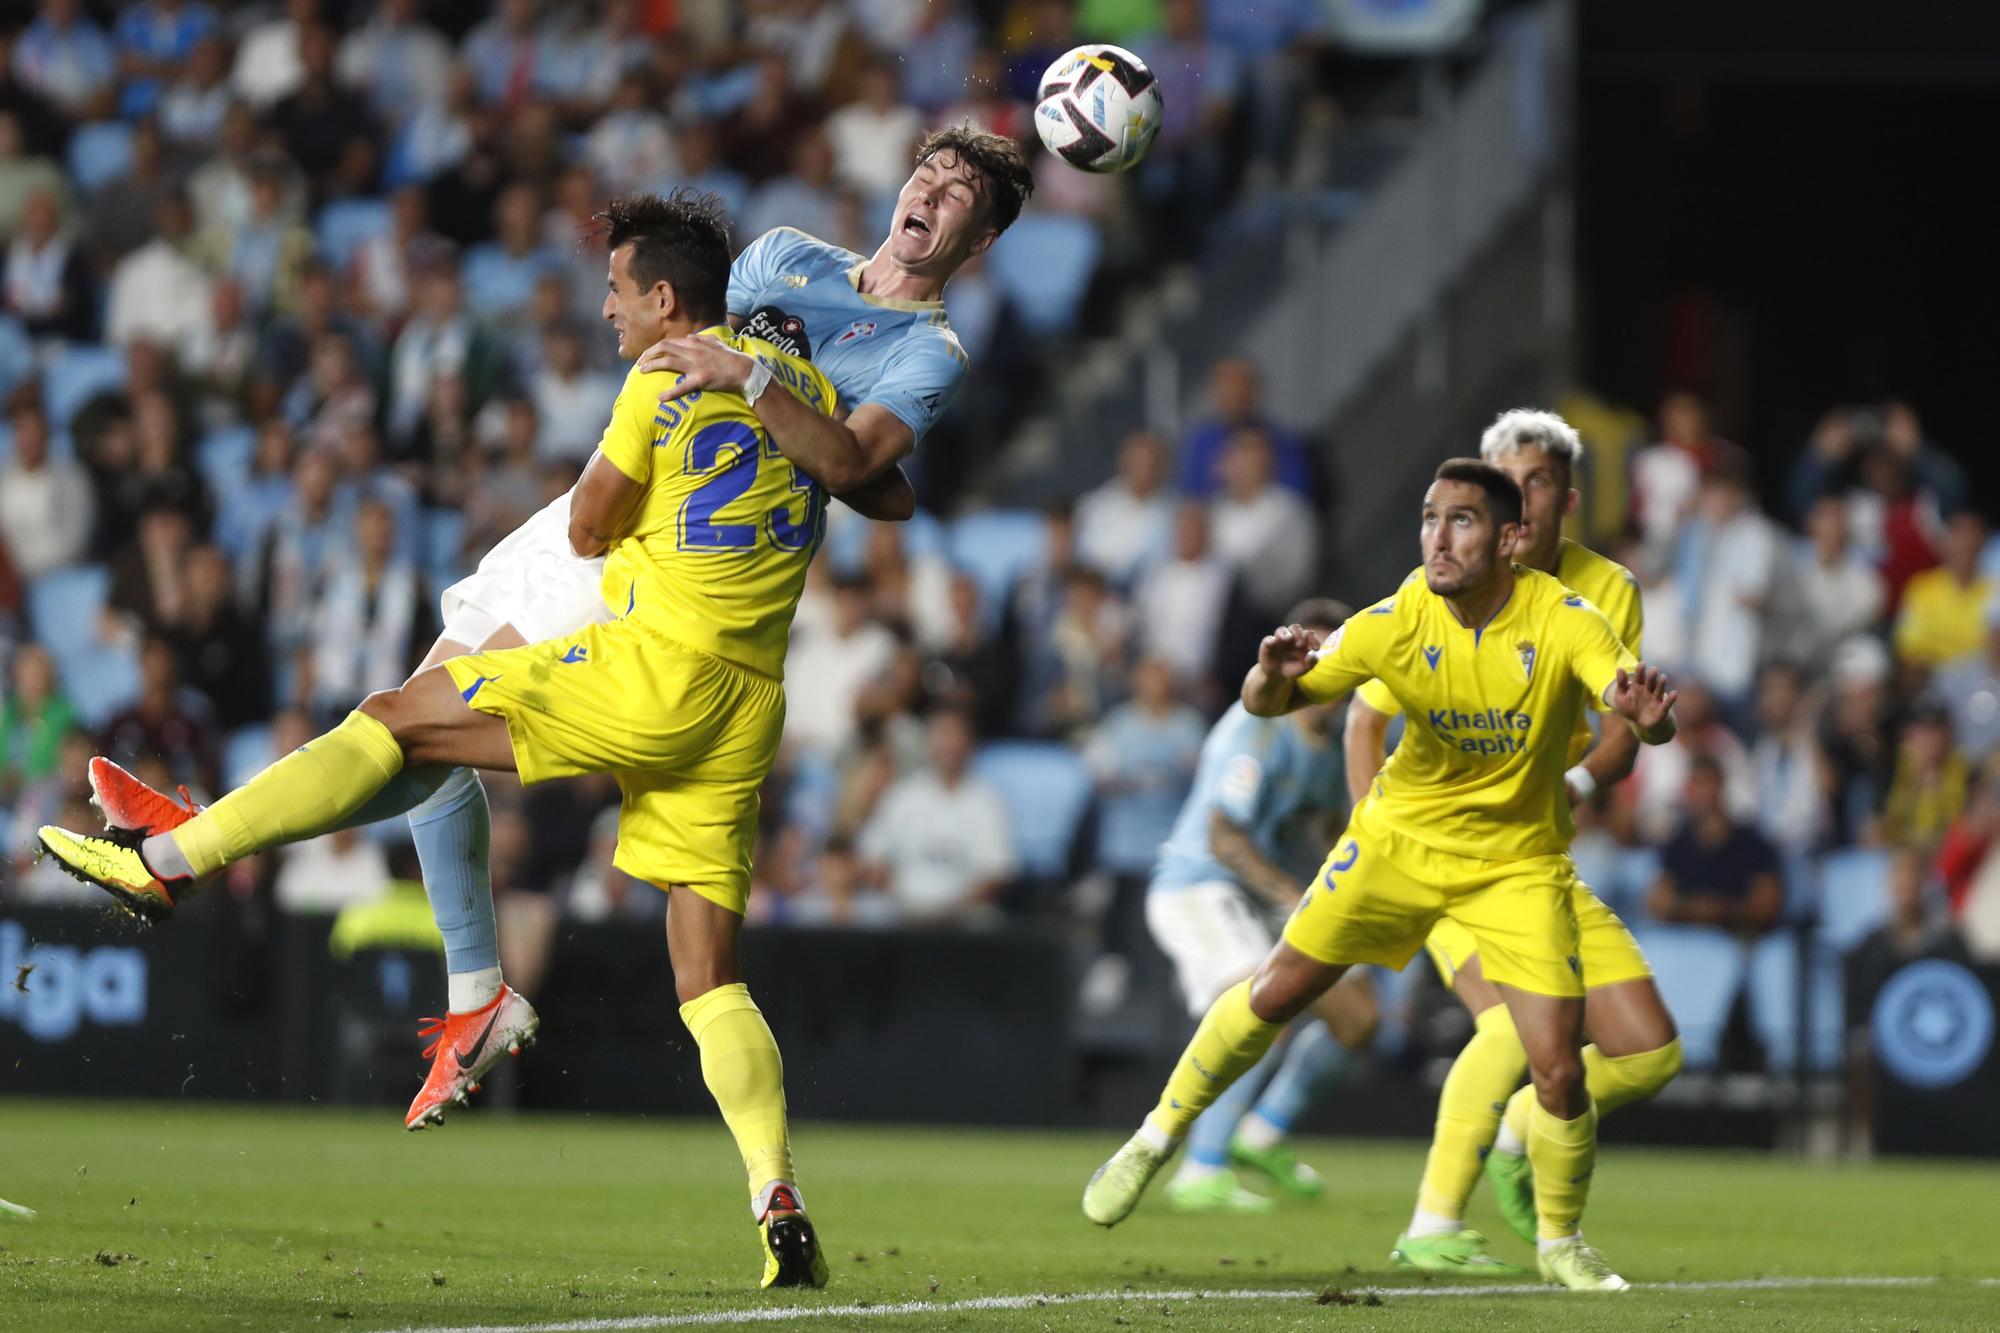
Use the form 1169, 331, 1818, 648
38, 192, 845, 1290
1346, 412, 1683, 1271
1082, 458, 1678, 1293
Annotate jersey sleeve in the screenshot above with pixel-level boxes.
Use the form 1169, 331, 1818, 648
1295, 599, 1389, 704
1599, 565, 1644, 657
595, 364, 664, 485
1560, 594, 1640, 712
1208, 714, 1275, 826
1354, 677, 1402, 717
726, 227, 806, 321
863, 332, 967, 445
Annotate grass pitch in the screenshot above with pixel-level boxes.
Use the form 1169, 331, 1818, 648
1, 1100, 1997, 1330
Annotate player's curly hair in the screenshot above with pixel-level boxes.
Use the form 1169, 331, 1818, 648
595, 189, 733, 325
914, 123, 1034, 235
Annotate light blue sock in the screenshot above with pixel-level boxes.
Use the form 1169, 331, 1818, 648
1245, 1021, 1348, 1135
1182, 1037, 1280, 1167
335, 763, 454, 832
406, 767, 499, 977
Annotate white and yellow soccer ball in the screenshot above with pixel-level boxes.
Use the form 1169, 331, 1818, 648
1033, 44, 1164, 173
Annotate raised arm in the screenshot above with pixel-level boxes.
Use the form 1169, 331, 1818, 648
1241, 622, 1323, 717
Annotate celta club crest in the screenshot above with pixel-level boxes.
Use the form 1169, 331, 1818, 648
833, 320, 877, 346
1517, 640, 1537, 682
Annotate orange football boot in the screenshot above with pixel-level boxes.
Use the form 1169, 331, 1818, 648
405, 985, 540, 1130
89, 756, 201, 836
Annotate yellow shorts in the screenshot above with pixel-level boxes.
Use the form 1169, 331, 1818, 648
442, 618, 784, 915
1282, 802, 1585, 998
1426, 884, 1651, 992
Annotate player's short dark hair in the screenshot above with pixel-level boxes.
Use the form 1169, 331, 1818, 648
596, 189, 733, 326
1433, 458, 1524, 529
1284, 598, 1352, 635
914, 123, 1033, 235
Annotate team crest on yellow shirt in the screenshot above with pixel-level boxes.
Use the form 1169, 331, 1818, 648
1517, 640, 1537, 682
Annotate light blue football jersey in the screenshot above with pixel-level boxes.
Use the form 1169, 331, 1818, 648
1151, 704, 1348, 894
728, 226, 969, 445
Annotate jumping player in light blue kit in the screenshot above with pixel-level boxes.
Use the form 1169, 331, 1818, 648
1144, 598, 1381, 1213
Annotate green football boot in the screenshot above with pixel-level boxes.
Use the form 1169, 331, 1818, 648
1483, 1146, 1538, 1244
1082, 1135, 1170, 1227
1389, 1228, 1524, 1276
1164, 1171, 1275, 1214
1228, 1137, 1325, 1199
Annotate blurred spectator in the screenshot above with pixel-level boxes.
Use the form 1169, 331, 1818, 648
194, 155, 315, 318
1787, 403, 1966, 574
923, 570, 1011, 735
1001, 506, 1076, 664
253, 447, 343, 651
670, 117, 749, 225
1819, 635, 1899, 847
1135, 500, 1233, 698
1018, 564, 1130, 737
105, 191, 212, 352
1647, 755, 1783, 937
5, 732, 96, 904
1209, 426, 1318, 622
752, 0, 869, 101
1084, 656, 1205, 881
897, 2, 980, 114
0, 399, 93, 578
1627, 679, 1756, 846
284, 331, 378, 453
1939, 766, 2000, 919
309, 498, 425, 714
84, 116, 177, 262
585, 69, 676, 195
0, 109, 68, 238
1792, 494, 1884, 664
1934, 606, 2000, 761
1004, 0, 1079, 102
11, 0, 116, 121
1677, 450, 1782, 720
1746, 662, 1830, 859
938, 44, 1027, 141
155, 34, 232, 148
463, 181, 559, 320
1893, 509, 1993, 670
722, 50, 825, 185
1630, 390, 1719, 569
99, 631, 219, 792
1139, 0, 1239, 257
259, 257, 375, 394
563, 805, 638, 921
790, 835, 900, 928
350, 185, 447, 324
1076, 429, 1176, 588
1178, 357, 1311, 498
862, 524, 953, 653
392, 60, 478, 186
1848, 845, 1970, 1021
108, 502, 194, 632
277, 825, 391, 912
530, 324, 617, 462
171, 544, 272, 730
186, 101, 260, 233
859, 706, 1016, 925
461, 0, 545, 109
337, 0, 453, 128
742, 124, 844, 248
787, 573, 898, 755
827, 60, 922, 199
112, 0, 217, 120
540, 0, 651, 115
266, 22, 380, 201
0, 642, 78, 803
233, 0, 317, 110
1879, 703, 1971, 851
4, 185, 93, 340
387, 260, 502, 446
0, 36, 67, 161
493, 804, 557, 998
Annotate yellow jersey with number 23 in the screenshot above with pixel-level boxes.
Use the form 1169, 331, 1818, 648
595, 326, 838, 679
1296, 565, 1636, 861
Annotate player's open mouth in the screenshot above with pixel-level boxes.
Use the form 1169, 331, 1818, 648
902, 214, 931, 238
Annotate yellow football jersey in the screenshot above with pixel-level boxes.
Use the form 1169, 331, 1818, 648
1354, 539, 1642, 766
1296, 565, 1637, 860
595, 327, 837, 678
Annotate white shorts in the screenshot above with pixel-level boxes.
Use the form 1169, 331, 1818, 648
1146, 880, 1280, 1018
438, 493, 614, 648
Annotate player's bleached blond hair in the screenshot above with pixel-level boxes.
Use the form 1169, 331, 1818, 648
1478, 409, 1584, 480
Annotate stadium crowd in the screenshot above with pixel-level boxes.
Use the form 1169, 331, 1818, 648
0, 3, 1994, 1072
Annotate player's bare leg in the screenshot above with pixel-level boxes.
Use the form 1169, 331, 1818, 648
666, 886, 824, 1289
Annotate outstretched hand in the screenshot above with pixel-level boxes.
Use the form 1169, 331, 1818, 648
638, 335, 753, 402
1258, 623, 1325, 681
1608, 663, 1678, 739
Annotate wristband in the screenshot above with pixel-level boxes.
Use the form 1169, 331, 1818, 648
1565, 764, 1597, 802
741, 357, 773, 407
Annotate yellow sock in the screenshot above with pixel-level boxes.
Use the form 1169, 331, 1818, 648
1526, 1097, 1597, 1240
1415, 1004, 1527, 1220
1147, 980, 1282, 1142
171, 710, 404, 878
1499, 1038, 1683, 1149
680, 982, 794, 1204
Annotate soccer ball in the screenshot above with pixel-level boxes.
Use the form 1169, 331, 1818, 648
1034, 44, 1164, 173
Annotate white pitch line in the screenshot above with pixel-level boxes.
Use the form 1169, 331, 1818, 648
390, 1275, 1946, 1333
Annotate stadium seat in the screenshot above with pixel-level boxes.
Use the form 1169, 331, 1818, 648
1817, 847, 1891, 952
67, 121, 134, 193
1627, 923, 1746, 1070
971, 740, 1094, 882
1745, 928, 1845, 1074
27, 564, 141, 727
823, 506, 947, 578
316, 198, 394, 269
988, 215, 1102, 337
196, 426, 257, 504
41, 343, 128, 433
946, 509, 1048, 627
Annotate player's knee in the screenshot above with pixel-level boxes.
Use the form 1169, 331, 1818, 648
1529, 1051, 1586, 1113
1249, 953, 1336, 1025
357, 687, 413, 739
